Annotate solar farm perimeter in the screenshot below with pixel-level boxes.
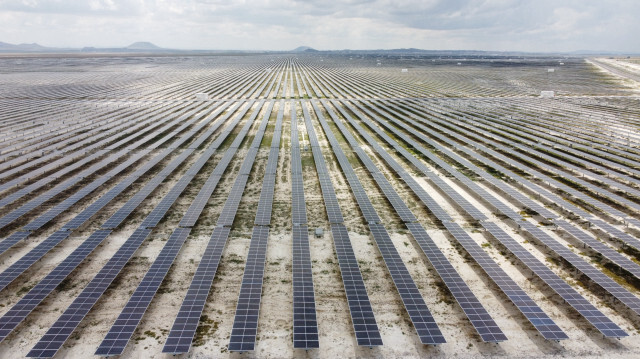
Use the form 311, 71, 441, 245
0, 54, 640, 358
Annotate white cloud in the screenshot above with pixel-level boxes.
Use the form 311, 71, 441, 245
0, 0, 637, 52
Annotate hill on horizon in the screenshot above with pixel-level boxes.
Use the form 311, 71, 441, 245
292, 46, 317, 52
125, 42, 162, 50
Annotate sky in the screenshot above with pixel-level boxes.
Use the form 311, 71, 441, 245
0, 0, 638, 52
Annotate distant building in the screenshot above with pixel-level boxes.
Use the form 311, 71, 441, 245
548, 68, 555, 72
401, 68, 408, 72
540, 91, 555, 98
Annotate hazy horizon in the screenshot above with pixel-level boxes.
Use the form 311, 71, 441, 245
0, 0, 638, 53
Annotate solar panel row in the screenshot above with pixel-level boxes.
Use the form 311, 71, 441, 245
290, 102, 319, 349
336, 100, 580, 340
23, 100, 265, 358
0, 101, 210, 231
323, 100, 519, 342
311, 101, 452, 344
27, 228, 152, 358
91, 101, 258, 356
0, 230, 112, 343
95, 228, 191, 356
300, 101, 383, 347
164, 99, 274, 354
229, 100, 284, 351
346, 99, 627, 338
228, 226, 270, 351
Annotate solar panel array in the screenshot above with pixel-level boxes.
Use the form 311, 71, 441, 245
290, 102, 319, 349
0, 101, 209, 231
311, 100, 449, 344
519, 221, 640, 317
0, 101, 244, 348
26, 100, 267, 358
2, 55, 640, 358
95, 228, 191, 356
343, 99, 628, 338
340, 99, 626, 339
164, 100, 274, 354
555, 220, 640, 279
324, 100, 533, 341
229, 100, 284, 351
27, 228, 152, 358
435, 109, 640, 229
0, 101, 218, 265
301, 101, 383, 347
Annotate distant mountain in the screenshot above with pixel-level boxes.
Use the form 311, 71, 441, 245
0, 41, 52, 52
82, 42, 169, 53
0, 40, 167, 53
125, 42, 162, 50
292, 46, 317, 52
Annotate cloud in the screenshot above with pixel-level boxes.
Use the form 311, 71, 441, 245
0, 0, 637, 52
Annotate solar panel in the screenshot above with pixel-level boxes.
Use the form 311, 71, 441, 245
480, 221, 626, 338
217, 175, 249, 227
179, 175, 222, 227
253, 175, 276, 226
518, 220, 640, 316
265, 150, 279, 174
163, 226, 231, 354
0, 230, 71, 292
164, 100, 274, 354
291, 177, 307, 226
300, 101, 382, 347
140, 175, 194, 228
330, 225, 383, 347
27, 228, 152, 358
367, 224, 448, 344
290, 103, 319, 349
228, 226, 270, 352
292, 225, 319, 349
626, 218, 640, 228
96, 228, 191, 356
590, 218, 640, 252
555, 220, 640, 279
0, 230, 112, 344
0, 231, 31, 257
239, 148, 259, 174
